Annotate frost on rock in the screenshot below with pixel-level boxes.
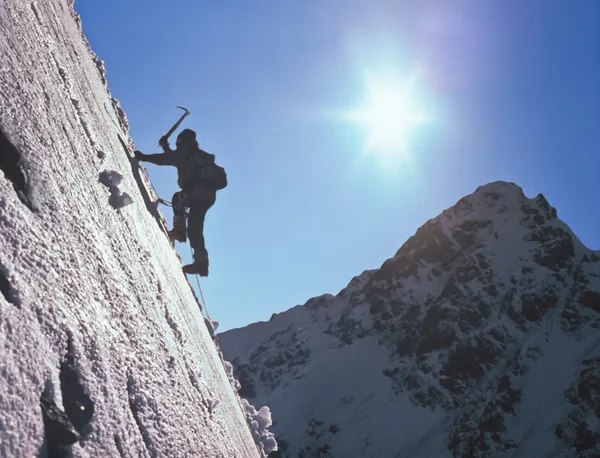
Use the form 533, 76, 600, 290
204, 316, 217, 339
99, 169, 133, 209
71, 97, 99, 148
94, 56, 107, 86
219, 351, 277, 456
111, 97, 130, 136
241, 399, 278, 457
67, 0, 130, 137
1, 1, 262, 455
222, 359, 242, 392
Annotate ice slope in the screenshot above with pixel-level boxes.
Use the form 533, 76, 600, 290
0, 1, 274, 456
220, 182, 600, 457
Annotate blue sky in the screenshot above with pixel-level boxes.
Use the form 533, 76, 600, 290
76, 0, 600, 332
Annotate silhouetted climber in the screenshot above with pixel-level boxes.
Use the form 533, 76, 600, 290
134, 129, 227, 276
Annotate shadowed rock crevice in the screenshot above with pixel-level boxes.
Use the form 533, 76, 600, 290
40, 336, 94, 457
0, 127, 33, 210
113, 434, 127, 458
126, 375, 156, 457
40, 385, 79, 458
0, 267, 16, 306
60, 337, 94, 433
164, 305, 184, 345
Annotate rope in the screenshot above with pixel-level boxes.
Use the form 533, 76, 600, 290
143, 169, 171, 207
190, 243, 212, 322
156, 197, 172, 207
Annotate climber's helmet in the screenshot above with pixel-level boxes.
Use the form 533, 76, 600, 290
176, 129, 197, 148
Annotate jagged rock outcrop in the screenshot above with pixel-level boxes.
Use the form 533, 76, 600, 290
220, 181, 600, 457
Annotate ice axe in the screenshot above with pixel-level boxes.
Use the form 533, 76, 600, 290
161, 106, 191, 145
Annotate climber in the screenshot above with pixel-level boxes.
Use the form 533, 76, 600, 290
134, 129, 227, 276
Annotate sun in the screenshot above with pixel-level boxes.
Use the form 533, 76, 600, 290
345, 71, 432, 160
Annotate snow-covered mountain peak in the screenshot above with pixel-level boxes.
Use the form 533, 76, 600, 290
396, 180, 564, 261
429, 180, 557, 238
219, 182, 600, 457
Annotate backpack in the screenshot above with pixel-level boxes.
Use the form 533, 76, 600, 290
199, 162, 228, 190
179, 146, 228, 191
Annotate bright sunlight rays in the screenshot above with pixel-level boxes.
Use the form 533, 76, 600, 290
345, 70, 432, 162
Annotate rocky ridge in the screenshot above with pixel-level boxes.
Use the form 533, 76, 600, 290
219, 181, 600, 457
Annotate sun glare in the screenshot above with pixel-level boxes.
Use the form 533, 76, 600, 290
346, 71, 432, 160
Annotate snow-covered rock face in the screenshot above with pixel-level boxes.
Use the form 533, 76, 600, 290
219, 181, 600, 457
0, 1, 274, 456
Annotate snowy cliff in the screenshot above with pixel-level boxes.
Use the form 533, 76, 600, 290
0, 1, 274, 456
219, 181, 600, 458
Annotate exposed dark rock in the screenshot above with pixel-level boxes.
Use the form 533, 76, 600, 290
533, 230, 575, 271
454, 263, 481, 283
0, 127, 33, 209
40, 338, 94, 457
477, 253, 490, 270
442, 336, 499, 382
418, 306, 456, 354
0, 266, 16, 306
40, 386, 80, 450
395, 336, 416, 357
60, 337, 94, 434
521, 293, 558, 321
579, 291, 600, 313
486, 284, 498, 297
452, 230, 475, 250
